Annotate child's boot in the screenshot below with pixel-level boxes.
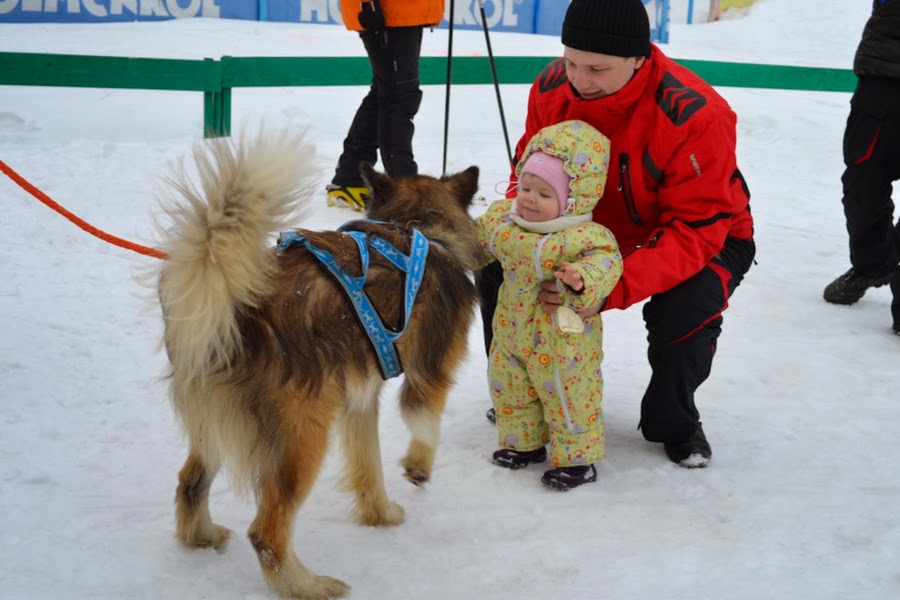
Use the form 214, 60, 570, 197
541, 464, 597, 491
492, 447, 547, 470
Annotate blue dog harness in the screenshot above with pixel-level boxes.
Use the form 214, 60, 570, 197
276, 221, 429, 380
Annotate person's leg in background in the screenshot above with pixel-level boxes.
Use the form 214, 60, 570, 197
824, 82, 900, 305
328, 30, 383, 211
476, 262, 503, 423
328, 26, 424, 209
841, 108, 898, 276
367, 26, 423, 179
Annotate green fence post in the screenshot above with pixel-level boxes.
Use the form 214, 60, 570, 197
220, 57, 233, 137
203, 58, 221, 138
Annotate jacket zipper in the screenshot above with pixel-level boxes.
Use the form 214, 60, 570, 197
618, 153, 644, 226
622, 230, 664, 258
645, 230, 664, 248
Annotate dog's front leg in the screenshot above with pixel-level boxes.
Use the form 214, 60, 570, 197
398, 378, 446, 486
338, 377, 405, 527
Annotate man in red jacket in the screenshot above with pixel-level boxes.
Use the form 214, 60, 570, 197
477, 0, 755, 469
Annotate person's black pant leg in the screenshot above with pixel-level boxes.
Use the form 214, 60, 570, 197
332, 32, 382, 187
368, 26, 423, 179
841, 99, 900, 275
639, 238, 755, 443
332, 27, 424, 185
475, 261, 504, 355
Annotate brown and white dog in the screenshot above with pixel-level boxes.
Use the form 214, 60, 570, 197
154, 130, 481, 598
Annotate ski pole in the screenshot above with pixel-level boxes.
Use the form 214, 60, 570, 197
478, 0, 514, 169
442, 0, 455, 174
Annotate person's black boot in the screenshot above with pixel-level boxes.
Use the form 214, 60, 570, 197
541, 465, 597, 491
823, 267, 893, 305
492, 447, 547, 470
664, 425, 712, 468
485, 407, 496, 424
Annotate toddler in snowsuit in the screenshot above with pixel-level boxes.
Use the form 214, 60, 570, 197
475, 120, 622, 491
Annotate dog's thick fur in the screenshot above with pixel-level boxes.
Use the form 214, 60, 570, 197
155, 130, 481, 599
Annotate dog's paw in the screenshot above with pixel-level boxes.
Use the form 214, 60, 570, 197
400, 440, 435, 485
309, 574, 351, 599
355, 499, 406, 527
403, 466, 430, 486
278, 572, 350, 599
179, 523, 232, 549
382, 501, 406, 526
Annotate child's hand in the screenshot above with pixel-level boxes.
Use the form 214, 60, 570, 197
555, 262, 584, 292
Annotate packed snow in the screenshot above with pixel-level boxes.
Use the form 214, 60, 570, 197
2, 1, 898, 599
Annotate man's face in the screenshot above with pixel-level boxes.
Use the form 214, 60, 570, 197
564, 47, 646, 100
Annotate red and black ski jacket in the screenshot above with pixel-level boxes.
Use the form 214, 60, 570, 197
509, 46, 754, 310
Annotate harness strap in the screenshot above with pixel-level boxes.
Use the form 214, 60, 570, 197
276, 225, 429, 379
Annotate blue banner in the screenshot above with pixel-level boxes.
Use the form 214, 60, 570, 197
0, 0, 250, 22
0, 0, 666, 42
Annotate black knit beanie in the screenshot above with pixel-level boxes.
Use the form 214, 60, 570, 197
562, 0, 652, 59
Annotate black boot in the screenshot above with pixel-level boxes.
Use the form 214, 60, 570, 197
823, 267, 893, 305
492, 447, 547, 470
664, 424, 711, 468
541, 465, 597, 491
485, 407, 496, 424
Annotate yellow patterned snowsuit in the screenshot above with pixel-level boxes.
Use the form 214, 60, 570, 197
476, 120, 623, 468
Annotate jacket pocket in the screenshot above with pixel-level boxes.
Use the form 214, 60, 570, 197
843, 109, 883, 167
618, 153, 645, 226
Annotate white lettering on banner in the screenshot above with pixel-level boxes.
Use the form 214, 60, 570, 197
1, 0, 220, 17
20, 0, 45, 12
202, 0, 220, 18
167, 0, 198, 18
111, 0, 138, 15
447, 0, 520, 28
140, 0, 167, 16
480, 0, 519, 28
84, 0, 106, 16
300, 0, 339, 23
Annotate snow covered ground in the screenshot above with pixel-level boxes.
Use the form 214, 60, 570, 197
2, 1, 898, 599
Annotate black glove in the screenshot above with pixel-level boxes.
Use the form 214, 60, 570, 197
358, 0, 385, 33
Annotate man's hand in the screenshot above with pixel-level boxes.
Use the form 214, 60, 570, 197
538, 280, 604, 318
358, 0, 386, 33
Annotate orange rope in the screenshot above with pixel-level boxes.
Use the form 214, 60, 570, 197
0, 158, 167, 260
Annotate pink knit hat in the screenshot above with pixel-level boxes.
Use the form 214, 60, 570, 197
520, 151, 572, 215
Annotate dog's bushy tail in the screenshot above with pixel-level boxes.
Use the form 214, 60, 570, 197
156, 129, 319, 383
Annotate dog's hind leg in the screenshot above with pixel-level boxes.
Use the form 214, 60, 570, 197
247, 416, 349, 599
338, 376, 406, 527
175, 450, 231, 548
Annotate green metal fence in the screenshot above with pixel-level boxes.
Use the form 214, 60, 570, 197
0, 51, 857, 138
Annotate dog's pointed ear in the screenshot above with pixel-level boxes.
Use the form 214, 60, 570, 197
444, 166, 479, 209
359, 162, 393, 208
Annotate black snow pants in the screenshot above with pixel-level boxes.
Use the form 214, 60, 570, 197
840, 77, 900, 278
331, 26, 424, 187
